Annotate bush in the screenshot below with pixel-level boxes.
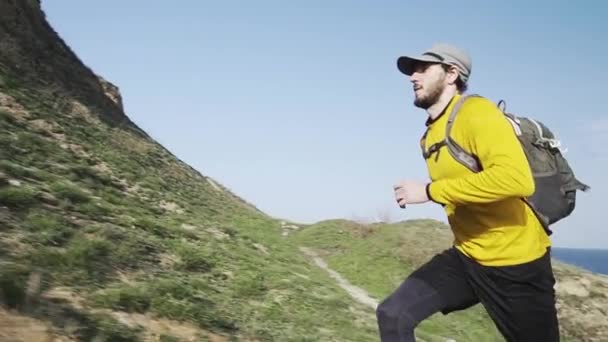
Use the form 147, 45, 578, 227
69, 164, 120, 190
0, 186, 37, 209
0, 263, 30, 308
233, 273, 268, 298
94, 285, 151, 313
0, 110, 20, 126
133, 217, 172, 238
50, 181, 90, 204
112, 235, 160, 270
101, 188, 127, 206
150, 292, 235, 331
23, 212, 73, 246
75, 202, 112, 220
64, 238, 113, 282
15, 132, 53, 156
88, 313, 141, 342
151, 278, 196, 301
0, 160, 48, 180
175, 246, 215, 273
159, 335, 180, 342
27, 247, 66, 270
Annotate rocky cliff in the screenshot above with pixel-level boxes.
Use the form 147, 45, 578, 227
0, 0, 138, 130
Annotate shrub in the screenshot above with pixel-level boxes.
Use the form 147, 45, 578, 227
0, 263, 30, 308
159, 335, 180, 342
15, 132, 53, 156
23, 212, 73, 246
101, 188, 127, 206
27, 247, 66, 270
233, 273, 268, 298
69, 164, 119, 190
94, 285, 151, 313
0, 110, 20, 126
133, 217, 172, 238
151, 293, 235, 331
64, 238, 113, 282
75, 202, 112, 220
0, 160, 47, 180
112, 235, 160, 270
0, 186, 37, 209
175, 246, 215, 273
50, 181, 90, 204
88, 313, 141, 342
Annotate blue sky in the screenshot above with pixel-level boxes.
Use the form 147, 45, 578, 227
41, 1, 607, 248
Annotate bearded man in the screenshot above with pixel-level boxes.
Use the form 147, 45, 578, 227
375, 43, 560, 342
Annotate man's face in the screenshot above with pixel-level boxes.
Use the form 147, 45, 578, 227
409, 62, 447, 109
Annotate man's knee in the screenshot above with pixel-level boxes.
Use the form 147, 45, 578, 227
376, 298, 394, 324
376, 295, 418, 331
376, 276, 448, 331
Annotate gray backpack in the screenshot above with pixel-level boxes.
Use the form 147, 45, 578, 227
443, 94, 590, 234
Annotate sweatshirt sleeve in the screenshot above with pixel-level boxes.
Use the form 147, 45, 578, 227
427, 100, 535, 205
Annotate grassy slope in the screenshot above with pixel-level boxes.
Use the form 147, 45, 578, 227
0, 72, 380, 341
291, 219, 504, 342
291, 219, 608, 341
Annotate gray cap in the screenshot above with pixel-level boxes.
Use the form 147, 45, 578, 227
397, 43, 472, 83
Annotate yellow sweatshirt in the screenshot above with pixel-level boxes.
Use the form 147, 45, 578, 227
423, 94, 551, 266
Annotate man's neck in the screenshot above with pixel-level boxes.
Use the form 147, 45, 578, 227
427, 89, 459, 120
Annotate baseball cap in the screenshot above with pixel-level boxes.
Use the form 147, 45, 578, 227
397, 43, 472, 83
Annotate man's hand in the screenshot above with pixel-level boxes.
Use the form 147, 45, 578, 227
394, 180, 430, 208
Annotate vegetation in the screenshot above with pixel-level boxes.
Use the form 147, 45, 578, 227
0, 1, 605, 341
290, 220, 505, 342
0, 61, 380, 340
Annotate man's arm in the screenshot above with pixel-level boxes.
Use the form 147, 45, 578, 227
427, 99, 535, 205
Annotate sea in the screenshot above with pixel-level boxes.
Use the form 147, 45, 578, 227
552, 247, 608, 276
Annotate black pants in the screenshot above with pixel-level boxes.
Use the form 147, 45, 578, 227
376, 247, 559, 342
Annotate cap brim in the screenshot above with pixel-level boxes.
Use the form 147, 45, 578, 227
397, 54, 443, 75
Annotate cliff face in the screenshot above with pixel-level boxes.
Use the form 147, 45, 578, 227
0, 0, 136, 130
97, 76, 123, 111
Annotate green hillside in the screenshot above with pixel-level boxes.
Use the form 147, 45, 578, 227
0, 44, 383, 342
290, 219, 503, 342
0, 1, 379, 340
291, 219, 608, 342
1, 1, 606, 342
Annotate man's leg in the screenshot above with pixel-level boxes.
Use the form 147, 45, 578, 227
376, 248, 479, 342
460, 249, 560, 342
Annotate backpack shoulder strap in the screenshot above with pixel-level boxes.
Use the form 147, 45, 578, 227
445, 94, 483, 173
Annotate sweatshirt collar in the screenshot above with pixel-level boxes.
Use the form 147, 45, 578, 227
425, 95, 459, 127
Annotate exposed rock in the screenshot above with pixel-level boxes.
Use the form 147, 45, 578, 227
97, 75, 124, 111
253, 243, 269, 255
181, 223, 197, 231
159, 200, 184, 214
0, 93, 30, 120
206, 227, 230, 240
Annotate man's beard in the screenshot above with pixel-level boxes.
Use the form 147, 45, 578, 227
414, 79, 445, 109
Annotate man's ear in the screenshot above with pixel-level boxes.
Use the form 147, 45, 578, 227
446, 65, 460, 85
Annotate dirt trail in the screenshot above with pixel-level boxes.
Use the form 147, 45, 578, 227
299, 247, 457, 342
299, 247, 379, 309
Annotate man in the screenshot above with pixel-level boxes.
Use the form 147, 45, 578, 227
376, 43, 560, 342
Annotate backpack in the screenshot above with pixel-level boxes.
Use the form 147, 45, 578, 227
443, 94, 590, 235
